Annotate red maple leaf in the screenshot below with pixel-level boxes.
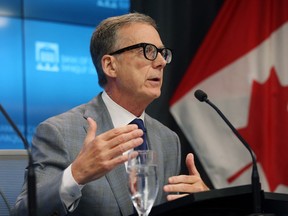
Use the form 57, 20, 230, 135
229, 67, 288, 191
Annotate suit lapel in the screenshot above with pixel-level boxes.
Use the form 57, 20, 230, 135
145, 116, 164, 170
106, 165, 134, 215
145, 117, 165, 205
84, 94, 134, 215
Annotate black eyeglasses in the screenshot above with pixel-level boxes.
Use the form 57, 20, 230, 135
109, 43, 172, 64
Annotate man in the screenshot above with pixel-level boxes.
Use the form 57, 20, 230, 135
12, 12, 209, 216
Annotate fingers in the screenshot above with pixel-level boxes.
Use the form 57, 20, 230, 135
166, 193, 189, 201
167, 175, 201, 185
84, 117, 97, 144
85, 117, 143, 154
101, 124, 140, 141
108, 126, 144, 153
186, 153, 200, 176
164, 173, 205, 193
97, 124, 144, 158
164, 180, 207, 194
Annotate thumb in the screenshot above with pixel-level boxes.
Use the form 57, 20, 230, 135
84, 117, 97, 144
186, 153, 200, 176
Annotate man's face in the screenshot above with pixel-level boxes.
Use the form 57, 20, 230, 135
110, 23, 167, 104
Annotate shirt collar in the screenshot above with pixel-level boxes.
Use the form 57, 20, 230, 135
101, 91, 145, 128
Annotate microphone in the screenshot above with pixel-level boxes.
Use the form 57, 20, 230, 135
0, 104, 37, 216
194, 89, 263, 214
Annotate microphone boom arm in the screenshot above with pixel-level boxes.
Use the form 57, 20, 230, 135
0, 104, 37, 216
194, 90, 262, 214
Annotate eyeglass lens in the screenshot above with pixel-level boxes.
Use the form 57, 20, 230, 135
144, 44, 172, 63
145, 45, 157, 60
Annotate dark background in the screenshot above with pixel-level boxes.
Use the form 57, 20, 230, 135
130, 0, 225, 188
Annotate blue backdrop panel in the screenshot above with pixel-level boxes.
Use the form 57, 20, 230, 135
0, 17, 24, 149
24, 20, 101, 143
24, 0, 130, 26
0, 0, 130, 149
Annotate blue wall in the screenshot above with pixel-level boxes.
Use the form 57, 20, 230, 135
0, 0, 130, 149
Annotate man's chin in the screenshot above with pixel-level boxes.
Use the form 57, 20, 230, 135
150, 90, 161, 100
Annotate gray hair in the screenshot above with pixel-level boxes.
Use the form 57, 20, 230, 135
90, 12, 157, 88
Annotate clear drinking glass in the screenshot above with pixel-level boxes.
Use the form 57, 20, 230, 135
127, 150, 159, 216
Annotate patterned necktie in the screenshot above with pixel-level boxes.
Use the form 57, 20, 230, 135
129, 118, 148, 150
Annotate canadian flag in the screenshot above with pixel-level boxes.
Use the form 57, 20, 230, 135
170, 0, 288, 193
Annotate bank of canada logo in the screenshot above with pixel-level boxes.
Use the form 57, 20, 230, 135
35, 41, 60, 72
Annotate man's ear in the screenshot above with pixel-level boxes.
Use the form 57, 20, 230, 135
102, 54, 117, 78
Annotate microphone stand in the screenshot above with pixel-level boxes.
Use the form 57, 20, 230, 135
204, 98, 262, 214
0, 104, 37, 216
194, 90, 273, 215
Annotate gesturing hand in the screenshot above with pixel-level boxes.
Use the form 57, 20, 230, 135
71, 117, 143, 185
163, 153, 209, 201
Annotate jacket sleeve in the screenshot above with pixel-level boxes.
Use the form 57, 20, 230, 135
11, 121, 73, 216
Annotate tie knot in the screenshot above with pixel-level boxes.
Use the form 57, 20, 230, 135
130, 118, 146, 132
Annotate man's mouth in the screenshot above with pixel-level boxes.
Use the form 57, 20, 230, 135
148, 77, 161, 82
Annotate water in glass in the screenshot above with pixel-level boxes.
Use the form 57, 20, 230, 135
127, 150, 159, 216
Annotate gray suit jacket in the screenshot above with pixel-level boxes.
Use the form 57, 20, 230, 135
12, 93, 181, 216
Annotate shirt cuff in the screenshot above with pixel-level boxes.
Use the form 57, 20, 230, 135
60, 164, 85, 211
